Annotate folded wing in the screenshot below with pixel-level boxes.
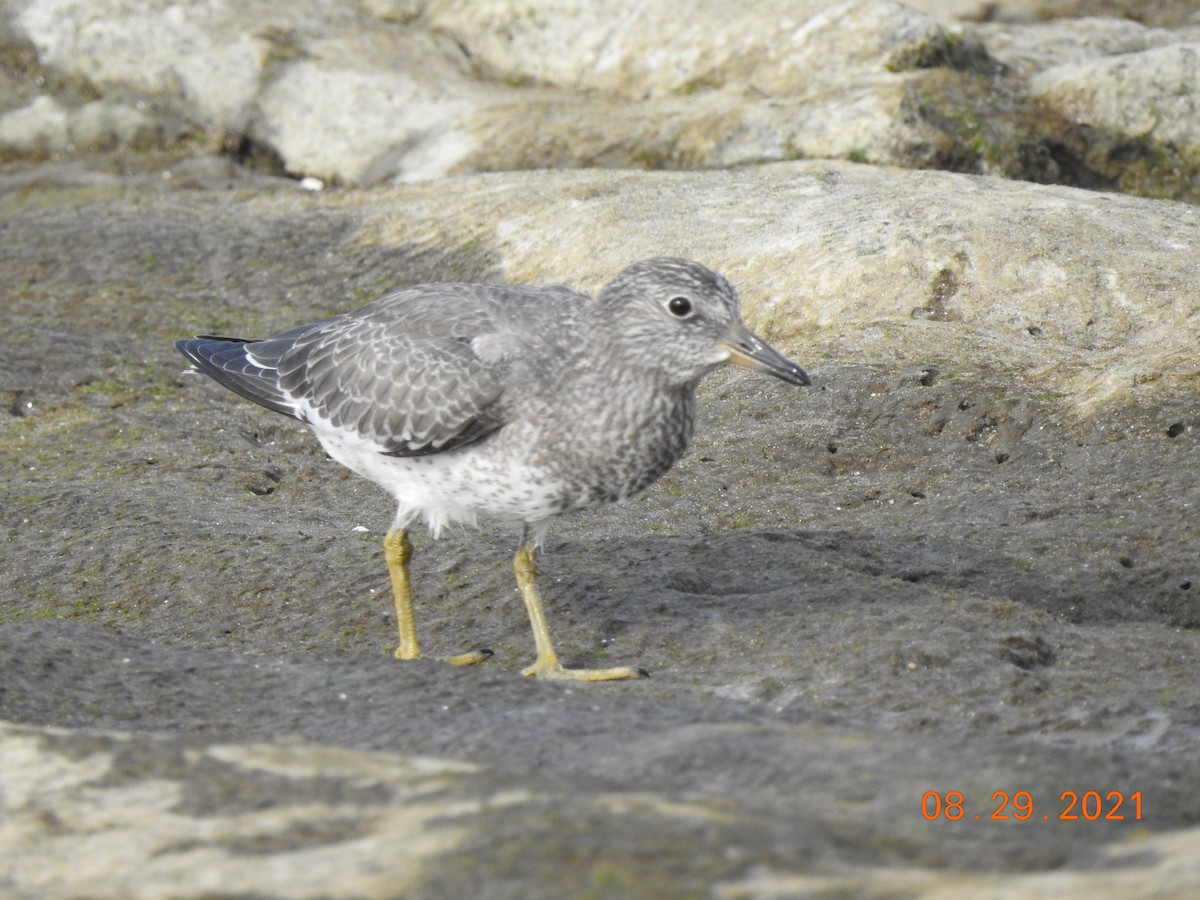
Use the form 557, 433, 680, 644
176, 283, 580, 457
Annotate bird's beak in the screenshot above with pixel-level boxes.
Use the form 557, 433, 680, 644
717, 323, 810, 386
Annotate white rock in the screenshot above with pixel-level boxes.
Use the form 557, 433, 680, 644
345, 162, 1200, 415
362, 0, 422, 23
0, 3, 1011, 183
0, 95, 157, 155
14, 0, 275, 128
423, 0, 953, 99
4, 0, 1199, 191
1031, 43, 1200, 147
69, 99, 159, 150
0, 95, 69, 153
249, 30, 483, 183
978, 17, 1197, 78
904, 0, 1030, 21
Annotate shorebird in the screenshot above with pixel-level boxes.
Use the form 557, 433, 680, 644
177, 258, 809, 680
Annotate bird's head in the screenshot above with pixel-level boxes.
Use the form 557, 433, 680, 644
598, 257, 810, 388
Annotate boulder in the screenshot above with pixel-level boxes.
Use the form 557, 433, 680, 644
3, 0, 1196, 196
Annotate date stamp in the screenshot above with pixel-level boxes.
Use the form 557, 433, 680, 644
922, 790, 1143, 822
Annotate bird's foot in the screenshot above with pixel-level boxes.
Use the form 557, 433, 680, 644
521, 659, 648, 682
393, 645, 493, 666
445, 647, 493, 667
394, 642, 419, 661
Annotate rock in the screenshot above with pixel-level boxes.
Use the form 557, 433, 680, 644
3, 0, 1199, 198
12, 0, 272, 129
0, 95, 165, 156
1031, 43, 1200, 189
0, 0, 1185, 198
1035, 41, 1200, 144
4, 714, 1200, 897
977, 17, 1195, 79
878, 0, 1013, 22
0, 94, 68, 153
419, 0, 997, 175
1013, 1, 1199, 27
362, 0, 422, 24
909, 0, 1200, 27
1, 3, 1199, 893
0, 719, 483, 898
248, 28, 485, 184
343, 163, 1199, 415
422, 0, 969, 100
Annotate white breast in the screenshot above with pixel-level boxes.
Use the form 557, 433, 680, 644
310, 418, 568, 536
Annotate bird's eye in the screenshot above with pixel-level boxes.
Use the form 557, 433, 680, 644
667, 296, 693, 318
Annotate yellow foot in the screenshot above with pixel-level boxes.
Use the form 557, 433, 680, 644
445, 647, 493, 667
394, 646, 493, 666
521, 660, 649, 682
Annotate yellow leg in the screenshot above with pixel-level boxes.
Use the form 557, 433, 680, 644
384, 529, 420, 660
513, 542, 646, 681
384, 528, 490, 666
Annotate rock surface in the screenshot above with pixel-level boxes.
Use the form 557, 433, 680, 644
3, 716, 1199, 898
1, 0, 1198, 197
1, 0, 1199, 896
1, 159, 1198, 895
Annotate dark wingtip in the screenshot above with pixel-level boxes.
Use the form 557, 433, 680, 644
172, 335, 301, 421
176, 335, 251, 365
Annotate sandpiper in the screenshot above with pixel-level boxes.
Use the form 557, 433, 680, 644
177, 258, 809, 680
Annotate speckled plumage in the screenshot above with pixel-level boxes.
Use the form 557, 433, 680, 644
177, 258, 809, 680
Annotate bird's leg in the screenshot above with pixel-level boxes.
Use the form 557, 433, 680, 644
513, 541, 646, 681
384, 528, 489, 666
384, 528, 420, 660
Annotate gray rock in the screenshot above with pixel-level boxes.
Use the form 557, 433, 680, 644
3, 715, 1199, 897
0, 158, 1197, 894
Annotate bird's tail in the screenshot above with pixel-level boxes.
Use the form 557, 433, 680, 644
175, 335, 302, 420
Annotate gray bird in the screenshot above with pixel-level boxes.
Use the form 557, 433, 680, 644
176, 257, 809, 681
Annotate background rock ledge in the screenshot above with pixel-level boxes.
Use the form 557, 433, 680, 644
1, 0, 1199, 199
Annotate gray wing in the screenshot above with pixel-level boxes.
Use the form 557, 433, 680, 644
274, 282, 585, 456
176, 320, 338, 420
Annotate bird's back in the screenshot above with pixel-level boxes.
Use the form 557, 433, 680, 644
176, 281, 593, 457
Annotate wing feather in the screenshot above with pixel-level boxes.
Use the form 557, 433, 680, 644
178, 281, 591, 457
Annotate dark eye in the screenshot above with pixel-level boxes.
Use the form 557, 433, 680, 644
667, 296, 693, 318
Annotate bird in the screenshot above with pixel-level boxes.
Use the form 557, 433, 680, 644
176, 257, 809, 681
